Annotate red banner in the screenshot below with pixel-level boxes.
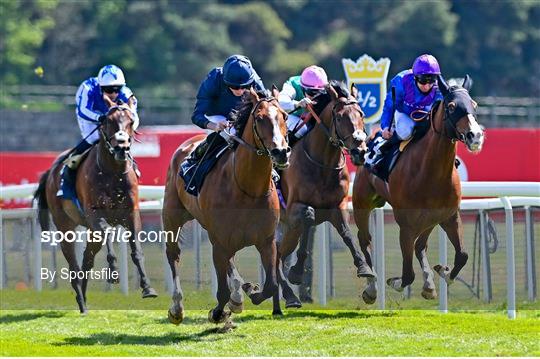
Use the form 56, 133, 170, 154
1, 128, 538, 207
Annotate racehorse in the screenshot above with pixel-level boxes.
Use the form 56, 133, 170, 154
352, 75, 485, 303
274, 81, 374, 312
34, 96, 157, 313
162, 88, 290, 325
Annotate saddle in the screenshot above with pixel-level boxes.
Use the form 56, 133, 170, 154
365, 119, 430, 182
179, 132, 231, 196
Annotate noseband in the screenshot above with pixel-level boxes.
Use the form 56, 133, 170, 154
432, 88, 472, 144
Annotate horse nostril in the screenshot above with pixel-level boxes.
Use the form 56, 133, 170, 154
466, 132, 475, 141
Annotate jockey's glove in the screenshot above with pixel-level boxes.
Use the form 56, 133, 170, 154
296, 97, 313, 109
98, 114, 107, 124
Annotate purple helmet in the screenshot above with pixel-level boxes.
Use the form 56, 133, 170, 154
412, 54, 441, 76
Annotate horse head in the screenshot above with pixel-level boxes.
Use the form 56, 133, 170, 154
437, 75, 485, 153
246, 87, 291, 169
101, 96, 136, 162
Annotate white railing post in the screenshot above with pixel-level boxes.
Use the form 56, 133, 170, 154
32, 204, 42, 291
119, 236, 129, 295
524, 206, 536, 301
194, 222, 202, 290
317, 223, 327, 306
0, 209, 4, 290
479, 210, 492, 302
374, 208, 385, 310
500, 197, 516, 319
438, 227, 448, 313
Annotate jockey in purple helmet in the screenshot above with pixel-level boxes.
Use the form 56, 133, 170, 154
367, 54, 443, 169
278, 65, 328, 142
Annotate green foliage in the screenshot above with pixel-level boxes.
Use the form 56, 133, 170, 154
1, 0, 538, 96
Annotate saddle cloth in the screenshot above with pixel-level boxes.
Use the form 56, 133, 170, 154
179, 134, 230, 196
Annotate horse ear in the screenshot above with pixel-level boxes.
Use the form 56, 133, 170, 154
271, 84, 280, 99
437, 75, 449, 97
327, 83, 338, 101
350, 83, 358, 99
249, 87, 260, 104
462, 74, 473, 91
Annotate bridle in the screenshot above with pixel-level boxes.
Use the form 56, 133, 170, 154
97, 105, 135, 174
226, 96, 288, 158
306, 97, 366, 149
431, 88, 472, 144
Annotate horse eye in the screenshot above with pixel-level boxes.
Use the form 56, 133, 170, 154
448, 102, 456, 114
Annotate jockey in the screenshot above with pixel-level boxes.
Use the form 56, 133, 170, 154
190, 54, 265, 159
57, 64, 140, 199
278, 65, 328, 143
369, 54, 443, 168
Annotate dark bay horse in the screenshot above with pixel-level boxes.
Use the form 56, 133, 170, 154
162, 88, 290, 325
353, 75, 485, 304
274, 81, 374, 311
34, 97, 157, 313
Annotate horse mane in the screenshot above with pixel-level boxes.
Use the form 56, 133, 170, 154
230, 89, 272, 137
311, 80, 350, 115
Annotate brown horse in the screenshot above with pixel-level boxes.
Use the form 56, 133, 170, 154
162, 88, 290, 325
34, 97, 157, 313
274, 81, 374, 311
353, 75, 485, 304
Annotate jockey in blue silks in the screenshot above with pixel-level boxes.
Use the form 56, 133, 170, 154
368, 54, 443, 169
189, 54, 266, 160
57, 64, 140, 199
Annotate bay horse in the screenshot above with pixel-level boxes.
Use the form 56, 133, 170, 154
162, 88, 290, 325
274, 81, 374, 312
34, 96, 157, 314
353, 75, 485, 304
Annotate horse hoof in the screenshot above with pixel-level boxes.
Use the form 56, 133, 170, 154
241, 282, 260, 296
168, 308, 184, 325
142, 287, 158, 298
208, 309, 231, 324
357, 265, 376, 278
386, 277, 404, 292
272, 309, 284, 316
285, 299, 302, 309
227, 299, 244, 314
107, 277, 120, 284
362, 290, 377, 305
421, 288, 437, 300
287, 269, 303, 285
433, 265, 454, 285
80, 309, 88, 316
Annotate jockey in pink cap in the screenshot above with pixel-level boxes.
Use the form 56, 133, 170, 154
278, 65, 328, 143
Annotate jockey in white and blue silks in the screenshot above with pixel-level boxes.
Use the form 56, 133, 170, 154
368, 54, 443, 168
57, 64, 140, 199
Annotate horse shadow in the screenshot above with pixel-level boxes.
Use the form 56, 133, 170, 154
57, 327, 245, 347
236, 310, 398, 322
0, 311, 66, 324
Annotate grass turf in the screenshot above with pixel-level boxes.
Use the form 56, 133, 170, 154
1, 308, 539, 356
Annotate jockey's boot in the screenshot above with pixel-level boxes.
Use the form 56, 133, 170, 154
56, 140, 92, 198
371, 134, 400, 171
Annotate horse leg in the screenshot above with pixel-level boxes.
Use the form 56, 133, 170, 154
209, 243, 232, 324
244, 236, 278, 305
415, 227, 437, 299
80, 237, 103, 306
227, 259, 245, 314
330, 209, 374, 278
354, 208, 378, 304
122, 212, 157, 298
162, 197, 192, 325
387, 227, 416, 291
105, 234, 119, 284
435, 211, 468, 284
287, 204, 314, 285
56, 221, 87, 314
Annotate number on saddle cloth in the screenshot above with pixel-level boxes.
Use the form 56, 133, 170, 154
179, 132, 230, 196
364, 131, 400, 182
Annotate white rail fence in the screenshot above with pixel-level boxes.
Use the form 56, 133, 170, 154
1, 182, 539, 319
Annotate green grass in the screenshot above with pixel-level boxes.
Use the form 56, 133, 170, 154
1, 309, 539, 356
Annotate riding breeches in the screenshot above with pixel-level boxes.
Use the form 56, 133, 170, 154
393, 111, 415, 141
286, 114, 309, 138
77, 116, 100, 144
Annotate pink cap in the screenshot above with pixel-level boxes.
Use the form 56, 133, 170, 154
300, 65, 328, 89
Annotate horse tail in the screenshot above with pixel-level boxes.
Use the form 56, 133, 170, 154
34, 170, 50, 231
